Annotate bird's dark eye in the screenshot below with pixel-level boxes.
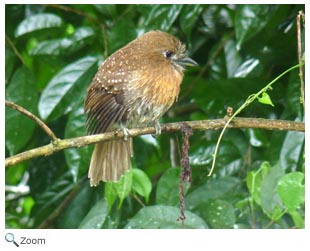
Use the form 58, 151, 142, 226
163, 50, 173, 59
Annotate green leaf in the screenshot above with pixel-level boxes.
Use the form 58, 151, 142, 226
289, 210, 304, 229
235, 5, 278, 49
30, 27, 95, 56
57, 184, 94, 228
38, 56, 98, 121
156, 168, 180, 206
280, 131, 304, 171
277, 172, 304, 212
246, 161, 270, 206
258, 92, 274, 107
260, 163, 285, 221
186, 177, 241, 211
125, 205, 208, 229
142, 5, 183, 31
132, 169, 152, 203
31, 172, 74, 227
106, 170, 133, 208
79, 198, 109, 229
65, 96, 92, 182
201, 199, 236, 228
104, 182, 118, 212
180, 5, 204, 41
15, 13, 63, 38
5, 67, 38, 155
5, 45, 17, 82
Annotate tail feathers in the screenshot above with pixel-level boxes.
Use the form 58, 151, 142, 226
88, 138, 133, 186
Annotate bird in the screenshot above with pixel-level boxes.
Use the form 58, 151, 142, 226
84, 30, 197, 186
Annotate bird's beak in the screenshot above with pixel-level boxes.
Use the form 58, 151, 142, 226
174, 56, 198, 68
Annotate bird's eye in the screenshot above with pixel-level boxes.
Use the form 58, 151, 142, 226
163, 50, 173, 59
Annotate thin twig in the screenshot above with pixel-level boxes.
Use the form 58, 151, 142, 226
5, 117, 304, 168
5, 100, 58, 142
296, 10, 305, 108
208, 63, 304, 176
5, 34, 25, 65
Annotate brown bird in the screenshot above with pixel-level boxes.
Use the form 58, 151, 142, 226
84, 30, 197, 186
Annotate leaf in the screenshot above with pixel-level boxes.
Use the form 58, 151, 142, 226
30, 27, 95, 56
5, 45, 17, 82
186, 177, 241, 211
260, 163, 285, 221
180, 5, 204, 41
105, 170, 133, 208
201, 199, 236, 228
235, 5, 278, 49
31, 172, 74, 227
280, 130, 304, 172
246, 161, 270, 206
38, 56, 98, 121
57, 184, 94, 228
132, 169, 152, 203
142, 5, 183, 31
5, 67, 38, 155
289, 210, 304, 229
277, 172, 304, 212
15, 13, 63, 38
258, 92, 274, 107
125, 205, 208, 229
104, 182, 118, 212
65, 96, 92, 182
79, 198, 109, 229
156, 168, 180, 206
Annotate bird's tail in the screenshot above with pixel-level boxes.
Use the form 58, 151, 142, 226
88, 138, 133, 186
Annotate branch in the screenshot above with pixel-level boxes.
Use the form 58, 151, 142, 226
5, 100, 57, 141
297, 10, 305, 108
5, 117, 304, 167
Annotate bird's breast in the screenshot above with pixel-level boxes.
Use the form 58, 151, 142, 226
124, 66, 183, 126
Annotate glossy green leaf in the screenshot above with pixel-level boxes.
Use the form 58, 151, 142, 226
5, 45, 17, 82
125, 205, 208, 229
246, 161, 270, 206
38, 56, 98, 121
289, 210, 304, 229
104, 182, 118, 212
79, 198, 109, 229
260, 163, 285, 221
132, 168, 152, 203
280, 131, 304, 172
31, 172, 74, 227
277, 172, 304, 212
201, 199, 236, 228
258, 92, 275, 107
65, 96, 92, 182
186, 177, 241, 211
156, 168, 180, 206
30, 27, 95, 56
58, 184, 94, 228
5, 67, 38, 155
15, 13, 63, 37
180, 5, 204, 40
235, 5, 278, 49
143, 5, 183, 31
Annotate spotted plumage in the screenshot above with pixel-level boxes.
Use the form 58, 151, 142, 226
85, 30, 197, 185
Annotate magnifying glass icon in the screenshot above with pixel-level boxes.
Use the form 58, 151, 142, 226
5, 233, 19, 247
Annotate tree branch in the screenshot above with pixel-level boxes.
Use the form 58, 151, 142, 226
5, 100, 58, 141
5, 117, 304, 167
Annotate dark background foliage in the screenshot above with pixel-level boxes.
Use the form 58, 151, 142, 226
5, 4, 305, 229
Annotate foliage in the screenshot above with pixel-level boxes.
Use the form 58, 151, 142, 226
5, 4, 305, 229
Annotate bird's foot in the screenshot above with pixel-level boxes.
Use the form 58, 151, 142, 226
152, 120, 161, 137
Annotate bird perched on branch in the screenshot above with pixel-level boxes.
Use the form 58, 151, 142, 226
84, 30, 197, 186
